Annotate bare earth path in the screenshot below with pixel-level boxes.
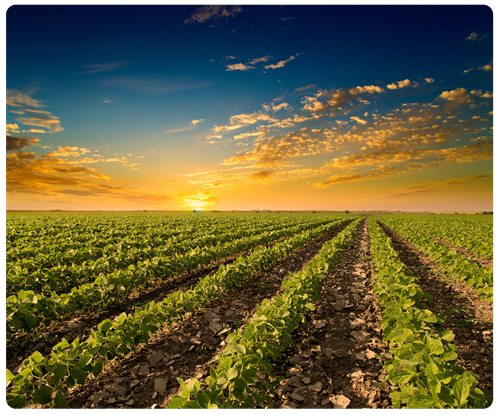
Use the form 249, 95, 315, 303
270, 218, 393, 409
377, 221, 493, 399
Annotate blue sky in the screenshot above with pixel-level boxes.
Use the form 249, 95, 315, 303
5, 4, 494, 210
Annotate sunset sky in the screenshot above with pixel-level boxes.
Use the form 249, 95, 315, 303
5, 4, 494, 211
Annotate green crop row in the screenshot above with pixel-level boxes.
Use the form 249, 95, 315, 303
7, 217, 345, 342
385, 215, 492, 261
369, 219, 491, 409
167, 218, 363, 408
6, 217, 351, 409
7, 215, 312, 296
377, 218, 493, 302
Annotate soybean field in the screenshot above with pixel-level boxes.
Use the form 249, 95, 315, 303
5, 211, 493, 409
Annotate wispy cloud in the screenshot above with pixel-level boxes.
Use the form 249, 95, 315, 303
159, 126, 195, 135
264, 53, 301, 70
7, 90, 64, 133
77, 61, 130, 75
294, 83, 316, 92
249, 55, 273, 65
184, 5, 243, 24
191, 119, 204, 125
7, 89, 45, 108
105, 77, 213, 95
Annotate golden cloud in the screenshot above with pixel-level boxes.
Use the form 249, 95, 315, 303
6, 89, 45, 108
6, 146, 168, 204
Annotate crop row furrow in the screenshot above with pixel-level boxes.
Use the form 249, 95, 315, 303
7, 217, 345, 342
167, 218, 362, 408
6, 217, 351, 409
377, 219, 492, 302
368, 218, 491, 409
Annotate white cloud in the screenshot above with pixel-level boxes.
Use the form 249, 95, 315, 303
191, 119, 204, 125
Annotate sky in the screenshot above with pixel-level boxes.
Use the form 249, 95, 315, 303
4, 3, 494, 211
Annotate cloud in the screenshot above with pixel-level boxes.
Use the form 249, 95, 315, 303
264, 54, 300, 70
6, 141, 166, 203
212, 111, 278, 133
105, 77, 213, 95
438, 88, 473, 105
226, 63, 255, 71
191, 119, 204, 125
249, 56, 273, 65
7, 90, 64, 133
6, 135, 39, 152
386, 79, 421, 90
6, 89, 45, 108
103, 99, 114, 103
432, 174, 491, 187
294, 84, 316, 92
77, 61, 130, 75
302, 85, 382, 115
184, 5, 243, 24
249, 170, 275, 182
467, 32, 479, 41
6, 124, 20, 133
15, 113, 64, 133
350, 116, 368, 125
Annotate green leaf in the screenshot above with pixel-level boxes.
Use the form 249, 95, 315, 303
233, 343, 247, 355
32, 387, 54, 405
167, 395, 187, 409
441, 330, 455, 342
70, 367, 87, 385
30, 351, 45, 365
25, 314, 39, 328
226, 367, 238, 380
426, 339, 444, 356
195, 392, 210, 408
53, 392, 68, 408
453, 379, 470, 405
390, 370, 415, 384
241, 368, 259, 384
8, 394, 27, 409
78, 353, 93, 369
216, 376, 229, 389
53, 365, 67, 384
97, 319, 113, 332
177, 377, 190, 399
92, 360, 104, 377
304, 302, 315, 311
232, 387, 246, 401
